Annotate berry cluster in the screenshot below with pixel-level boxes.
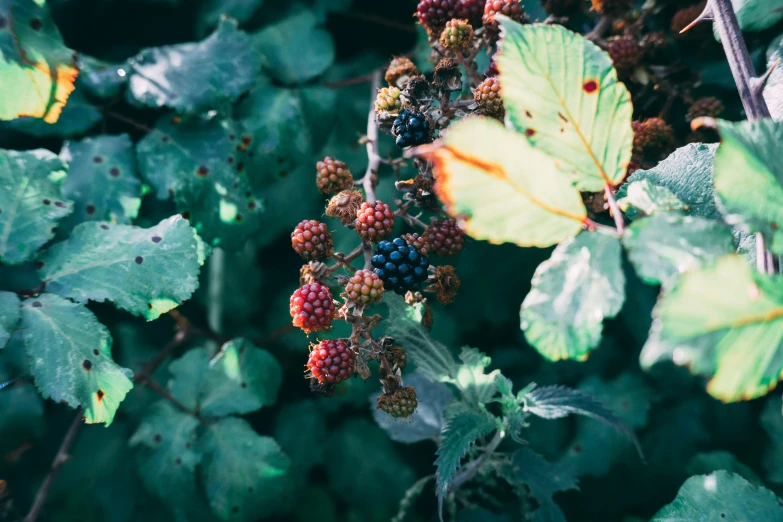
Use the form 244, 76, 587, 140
342, 269, 385, 306
607, 35, 642, 71
306, 339, 355, 384
393, 109, 433, 148
416, 0, 485, 34
291, 220, 333, 261
290, 283, 335, 334
474, 76, 504, 119
355, 201, 396, 241
424, 218, 465, 257
482, 0, 524, 31
377, 386, 419, 418
439, 18, 474, 51
316, 157, 353, 194
371, 238, 430, 295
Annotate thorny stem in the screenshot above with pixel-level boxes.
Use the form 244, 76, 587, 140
603, 184, 625, 235
450, 420, 508, 490
23, 411, 83, 522
362, 70, 383, 270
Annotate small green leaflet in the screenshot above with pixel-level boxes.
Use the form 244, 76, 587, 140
168, 339, 282, 417
199, 417, 290, 522
135, 114, 264, 250
39, 216, 207, 320
60, 134, 142, 229
521, 230, 625, 361
0, 291, 20, 349
651, 471, 783, 521
712, 119, 783, 255
0, 148, 72, 264
424, 117, 587, 248
623, 214, 735, 287
616, 179, 689, 217
129, 401, 204, 519
435, 410, 497, 496
617, 143, 719, 221
126, 18, 260, 113
448, 347, 500, 408
20, 294, 133, 425
497, 19, 633, 191
253, 10, 335, 85
641, 255, 783, 402
0, 0, 79, 123
499, 448, 578, 522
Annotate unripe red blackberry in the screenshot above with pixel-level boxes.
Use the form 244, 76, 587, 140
632, 117, 674, 157
291, 220, 333, 261
377, 386, 418, 418
424, 218, 465, 256
316, 157, 353, 194
483, 0, 524, 31
590, 0, 631, 16
439, 19, 474, 51
375, 86, 403, 115
474, 76, 504, 119
686, 97, 725, 122
389, 346, 408, 370
417, 0, 485, 35
402, 233, 430, 256
290, 282, 336, 334
607, 36, 643, 71
385, 56, 419, 89
541, 0, 579, 16
342, 269, 385, 306
307, 339, 355, 384
355, 201, 395, 241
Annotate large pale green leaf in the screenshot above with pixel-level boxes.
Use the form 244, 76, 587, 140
712, 119, 783, 255
39, 216, 207, 320
0, 0, 78, 123
425, 117, 587, 248
135, 114, 264, 250
435, 410, 497, 495
59, 134, 142, 229
641, 255, 783, 402
497, 19, 633, 190
20, 293, 133, 425
521, 230, 624, 361
623, 214, 735, 286
126, 18, 260, 113
130, 401, 204, 519
168, 339, 281, 417
0, 148, 72, 264
617, 143, 720, 221
199, 417, 290, 522
0, 291, 20, 349
253, 10, 334, 85
651, 471, 783, 521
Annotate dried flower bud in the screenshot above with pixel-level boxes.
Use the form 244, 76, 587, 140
325, 189, 364, 226
433, 58, 463, 93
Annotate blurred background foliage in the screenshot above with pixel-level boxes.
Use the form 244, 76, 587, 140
2, 0, 783, 521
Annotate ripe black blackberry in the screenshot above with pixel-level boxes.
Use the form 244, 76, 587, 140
307, 339, 355, 384
377, 386, 418, 418
371, 238, 430, 295
393, 109, 433, 148
607, 36, 642, 71
355, 200, 396, 241
424, 218, 465, 256
291, 220, 333, 261
290, 282, 335, 333
316, 157, 353, 194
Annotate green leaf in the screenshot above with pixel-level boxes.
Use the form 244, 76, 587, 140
0, 148, 72, 264
711, 119, 783, 255
424, 117, 587, 248
273, 400, 326, 477
4, 87, 101, 138
687, 451, 763, 485
761, 396, 783, 484
197, 0, 264, 36
168, 339, 281, 417
253, 10, 335, 85
623, 214, 735, 286
617, 143, 719, 221
730, 0, 783, 32
520, 230, 625, 361
497, 19, 633, 191
130, 401, 203, 519
59, 134, 142, 230
0, 291, 20, 349
651, 471, 783, 521
0, 0, 78, 123
499, 447, 578, 522
616, 179, 689, 217
448, 347, 500, 407
39, 216, 207, 320
20, 293, 133, 425
199, 417, 290, 522
0, 357, 44, 456
435, 410, 497, 495
76, 55, 127, 100
763, 33, 783, 121
641, 255, 783, 402
126, 17, 260, 113
135, 114, 264, 250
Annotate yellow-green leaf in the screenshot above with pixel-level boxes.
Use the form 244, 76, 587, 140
423, 117, 587, 248
497, 19, 633, 191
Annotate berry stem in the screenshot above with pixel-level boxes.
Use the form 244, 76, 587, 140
145, 377, 205, 423
603, 184, 625, 235
450, 419, 508, 490
394, 207, 428, 229
362, 70, 383, 270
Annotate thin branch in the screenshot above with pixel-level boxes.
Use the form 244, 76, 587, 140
604, 185, 626, 235
144, 378, 204, 421
23, 411, 83, 522
324, 72, 375, 89
133, 328, 189, 385
104, 110, 158, 134
362, 70, 383, 270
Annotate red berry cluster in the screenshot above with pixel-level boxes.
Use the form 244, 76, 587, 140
342, 269, 385, 306
290, 283, 335, 334
307, 339, 356, 384
424, 218, 465, 257
291, 220, 333, 261
482, 0, 524, 31
355, 201, 396, 241
416, 0, 486, 33
316, 157, 353, 194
